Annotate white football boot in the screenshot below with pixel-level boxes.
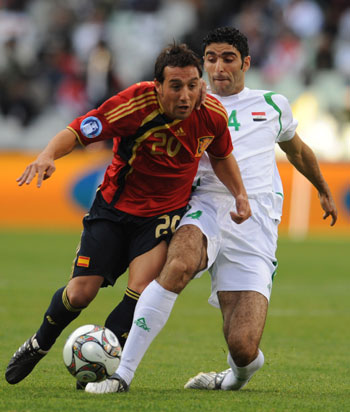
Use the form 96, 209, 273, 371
184, 368, 251, 391
85, 373, 129, 394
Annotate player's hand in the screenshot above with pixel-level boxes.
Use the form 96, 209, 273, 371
196, 79, 207, 109
319, 191, 337, 226
230, 194, 251, 224
17, 154, 56, 188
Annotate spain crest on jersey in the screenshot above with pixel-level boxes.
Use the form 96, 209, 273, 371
196, 135, 214, 157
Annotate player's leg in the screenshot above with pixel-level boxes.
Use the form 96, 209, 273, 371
218, 290, 267, 390
82, 241, 171, 393
158, 224, 208, 291
128, 240, 168, 292
104, 241, 167, 347
185, 200, 277, 390
117, 224, 207, 379
5, 215, 122, 385
85, 197, 219, 393
184, 291, 267, 391
118, 224, 207, 381
216, 203, 277, 390
103, 206, 186, 348
104, 288, 140, 349
36, 275, 104, 351
5, 275, 104, 385
86, 224, 208, 393
220, 291, 267, 366
39, 215, 124, 349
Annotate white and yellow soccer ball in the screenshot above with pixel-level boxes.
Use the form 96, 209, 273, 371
63, 324, 122, 383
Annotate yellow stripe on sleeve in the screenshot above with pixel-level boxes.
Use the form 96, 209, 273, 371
67, 126, 85, 146
106, 97, 158, 124
204, 97, 229, 122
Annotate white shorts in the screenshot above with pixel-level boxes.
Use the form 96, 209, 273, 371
178, 191, 279, 308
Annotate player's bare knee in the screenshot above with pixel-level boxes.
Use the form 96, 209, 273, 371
66, 289, 94, 308
159, 256, 194, 293
67, 275, 103, 308
66, 281, 100, 308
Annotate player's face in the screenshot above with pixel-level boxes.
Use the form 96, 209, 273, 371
155, 66, 201, 120
204, 43, 250, 96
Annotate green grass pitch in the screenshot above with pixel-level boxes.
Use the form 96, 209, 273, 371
0, 230, 349, 412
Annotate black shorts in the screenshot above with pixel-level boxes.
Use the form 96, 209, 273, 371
71, 191, 187, 287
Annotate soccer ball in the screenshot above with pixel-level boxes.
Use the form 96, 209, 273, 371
63, 324, 122, 383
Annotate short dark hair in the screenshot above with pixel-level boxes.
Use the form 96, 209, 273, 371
154, 43, 203, 83
202, 27, 249, 61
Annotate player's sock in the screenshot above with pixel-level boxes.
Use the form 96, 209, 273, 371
116, 280, 178, 385
221, 349, 264, 390
35, 286, 84, 351
104, 287, 140, 347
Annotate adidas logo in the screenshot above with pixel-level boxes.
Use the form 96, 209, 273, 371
175, 127, 186, 136
134, 317, 150, 332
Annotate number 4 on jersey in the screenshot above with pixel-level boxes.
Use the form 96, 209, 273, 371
228, 110, 240, 131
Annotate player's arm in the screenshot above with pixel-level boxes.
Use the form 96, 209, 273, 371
209, 154, 251, 224
278, 132, 337, 226
17, 128, 78, 188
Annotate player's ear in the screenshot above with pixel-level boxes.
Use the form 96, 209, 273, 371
154, 79, 162, 94
242, 56, 251, 73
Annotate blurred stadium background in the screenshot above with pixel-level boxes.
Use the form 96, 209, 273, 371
0, 0, 349, 237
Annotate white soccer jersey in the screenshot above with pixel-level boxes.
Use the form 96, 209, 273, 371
194, 87, 298, 220
181, 87, 298, 303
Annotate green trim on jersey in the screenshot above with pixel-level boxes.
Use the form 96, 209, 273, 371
263, 92, 282, 138
271, 260, 278, 282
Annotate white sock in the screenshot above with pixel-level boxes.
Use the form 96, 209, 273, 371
116, 280, 178, 385
221, 349, 264, 390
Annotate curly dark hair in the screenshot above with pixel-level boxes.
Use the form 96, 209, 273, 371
202, 27, 249, 61
154, 43, 203, 83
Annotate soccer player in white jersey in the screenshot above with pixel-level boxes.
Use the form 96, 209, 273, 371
86, 27, 338, 394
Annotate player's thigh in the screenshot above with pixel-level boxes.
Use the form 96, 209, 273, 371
128, 240, 168, 293
208, 204, 278, 308
169, 224, 207, 271
218, 290, 268, 345
128, 207, 186, 292
157, 224, 207, 293
178, 192, 221, 275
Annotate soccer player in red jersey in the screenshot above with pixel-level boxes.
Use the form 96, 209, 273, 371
5, 43, 250, 386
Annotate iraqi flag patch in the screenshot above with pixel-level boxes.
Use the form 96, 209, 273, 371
252, 112, 266, 121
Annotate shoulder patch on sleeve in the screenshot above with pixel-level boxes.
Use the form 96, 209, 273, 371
80, 116, 103, 138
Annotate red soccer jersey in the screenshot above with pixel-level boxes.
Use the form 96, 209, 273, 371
68, 81, 232, 216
